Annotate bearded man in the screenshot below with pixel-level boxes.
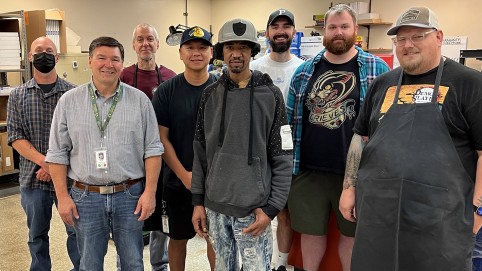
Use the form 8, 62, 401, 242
286, 4, 389, 271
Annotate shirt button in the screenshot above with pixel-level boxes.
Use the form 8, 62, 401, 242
104, 136, 107, 139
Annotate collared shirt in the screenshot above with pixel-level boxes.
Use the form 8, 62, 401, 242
287, 46, 390, 175
7, 77, 75, 190
46, 81, 163, 185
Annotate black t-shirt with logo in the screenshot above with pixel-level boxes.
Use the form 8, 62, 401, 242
355, 59, 482, 181
300, 54, 360, 174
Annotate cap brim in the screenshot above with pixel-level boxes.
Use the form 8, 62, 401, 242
387, 23, 435, 35
180, 37, 212, 46
267, 15, 294, 27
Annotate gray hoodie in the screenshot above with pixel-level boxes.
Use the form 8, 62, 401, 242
191, 70, 293, 219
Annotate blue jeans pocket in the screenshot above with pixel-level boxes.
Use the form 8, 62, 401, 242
70, 186, 87, 203
125, 181, 143, 199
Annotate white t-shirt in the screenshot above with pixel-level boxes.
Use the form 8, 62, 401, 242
250, 54, 304, 101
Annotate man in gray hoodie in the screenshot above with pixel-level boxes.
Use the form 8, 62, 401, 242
191, 18, 293, 271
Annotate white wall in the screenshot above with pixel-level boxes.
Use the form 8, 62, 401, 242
1, 0, 212, 74
3, 0, 482, 76
211, 0, 482, 66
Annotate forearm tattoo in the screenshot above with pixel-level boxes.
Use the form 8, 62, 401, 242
477, 196, 482, 207
343, 135, 366, 189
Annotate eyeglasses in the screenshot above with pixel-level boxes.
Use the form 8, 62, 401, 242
392, 29, 437, 47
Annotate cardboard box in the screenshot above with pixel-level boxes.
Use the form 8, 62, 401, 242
0, 96, 8, 123
0, 132, 14, 173
358, 13, 380, 20
350, 2, 370, 15
25, 9, 67, 54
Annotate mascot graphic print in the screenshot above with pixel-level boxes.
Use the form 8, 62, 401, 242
305, 70, 357, 129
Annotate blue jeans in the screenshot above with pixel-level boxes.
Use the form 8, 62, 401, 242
149, 231, 169, 270
116, 230, 169, 271
71, 181, 145, 271
474, 227, 482, 270
206, 208, 273, 271
20, 187, 80, 271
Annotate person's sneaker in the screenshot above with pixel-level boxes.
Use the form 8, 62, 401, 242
272, 266, 288, 271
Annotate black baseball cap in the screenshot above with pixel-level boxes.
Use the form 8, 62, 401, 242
180, 26, 213, 46
267, 9, 295, 26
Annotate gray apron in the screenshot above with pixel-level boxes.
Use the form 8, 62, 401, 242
352, 59, 473, 271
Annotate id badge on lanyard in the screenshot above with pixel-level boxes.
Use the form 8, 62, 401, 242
89, 83, 122, 170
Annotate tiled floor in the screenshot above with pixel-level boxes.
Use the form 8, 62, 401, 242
0, 192, 295, 271
0, 193, 212, 271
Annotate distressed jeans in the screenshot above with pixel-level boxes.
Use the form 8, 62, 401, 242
474, 228, 482, 271
20, 187, 80, 271
71, 181, 145, 271
206, 208, 272, 271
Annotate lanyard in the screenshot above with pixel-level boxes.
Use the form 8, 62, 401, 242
133, 64, 162, 88
88, 83, 123, 139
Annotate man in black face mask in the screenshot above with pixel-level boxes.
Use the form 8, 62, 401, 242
7, 36, 80, 270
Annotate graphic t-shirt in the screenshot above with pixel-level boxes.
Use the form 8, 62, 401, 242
355, 59, 482, 181
300, 54, 360, 174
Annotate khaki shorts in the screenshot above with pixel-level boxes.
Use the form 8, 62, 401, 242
288, 169, 356, 237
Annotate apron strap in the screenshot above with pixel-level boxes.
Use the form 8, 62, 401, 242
393, 57, 445, 104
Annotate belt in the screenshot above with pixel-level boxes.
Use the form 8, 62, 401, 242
73, 179, 142, 194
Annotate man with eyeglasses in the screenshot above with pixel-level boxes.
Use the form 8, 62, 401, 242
339, 6, 482, 271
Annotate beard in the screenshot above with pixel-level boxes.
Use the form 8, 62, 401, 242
398, 50, 423, 73
140, 54, 154, 61
270, 34, 292, 53
230, 67, 242, 73
228, 60, 244, 74
323, 32, 357, 55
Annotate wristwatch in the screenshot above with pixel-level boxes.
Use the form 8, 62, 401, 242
474, 205, 482, 216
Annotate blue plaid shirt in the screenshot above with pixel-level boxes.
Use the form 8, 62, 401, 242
286, 47, 390, 175
7, 77, 75, 191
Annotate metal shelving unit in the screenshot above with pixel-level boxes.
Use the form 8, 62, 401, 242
0, 10, 31, 86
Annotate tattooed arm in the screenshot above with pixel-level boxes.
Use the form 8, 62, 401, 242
473, 151, 482, 234
339, 134, 367, 222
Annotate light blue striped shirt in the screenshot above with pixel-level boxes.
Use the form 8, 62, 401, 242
46, 81, 163, 185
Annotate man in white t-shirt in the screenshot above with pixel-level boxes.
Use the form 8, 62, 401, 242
250, 9, 304, 271
251, 9, 304, 103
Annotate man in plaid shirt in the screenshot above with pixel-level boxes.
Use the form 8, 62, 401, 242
286, 4, 389, 271
7, 36, 80, 271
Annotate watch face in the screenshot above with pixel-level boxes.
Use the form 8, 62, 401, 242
477, 207, 482, 216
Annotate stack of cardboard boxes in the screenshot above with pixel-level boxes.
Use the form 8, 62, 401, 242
0, 90, 15, 174
0, 132, 14, 174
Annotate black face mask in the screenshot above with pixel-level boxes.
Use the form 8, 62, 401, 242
33, 52, 56, 74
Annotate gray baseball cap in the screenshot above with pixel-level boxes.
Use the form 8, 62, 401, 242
217, 18, 258, 44
387, 7, 439, 35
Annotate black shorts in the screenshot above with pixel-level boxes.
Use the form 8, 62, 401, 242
162, 184, 196, 240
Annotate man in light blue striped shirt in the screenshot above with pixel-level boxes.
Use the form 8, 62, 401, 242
46, 36, 163, 270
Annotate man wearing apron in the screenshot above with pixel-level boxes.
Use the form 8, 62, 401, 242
339, 7, 482, 271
